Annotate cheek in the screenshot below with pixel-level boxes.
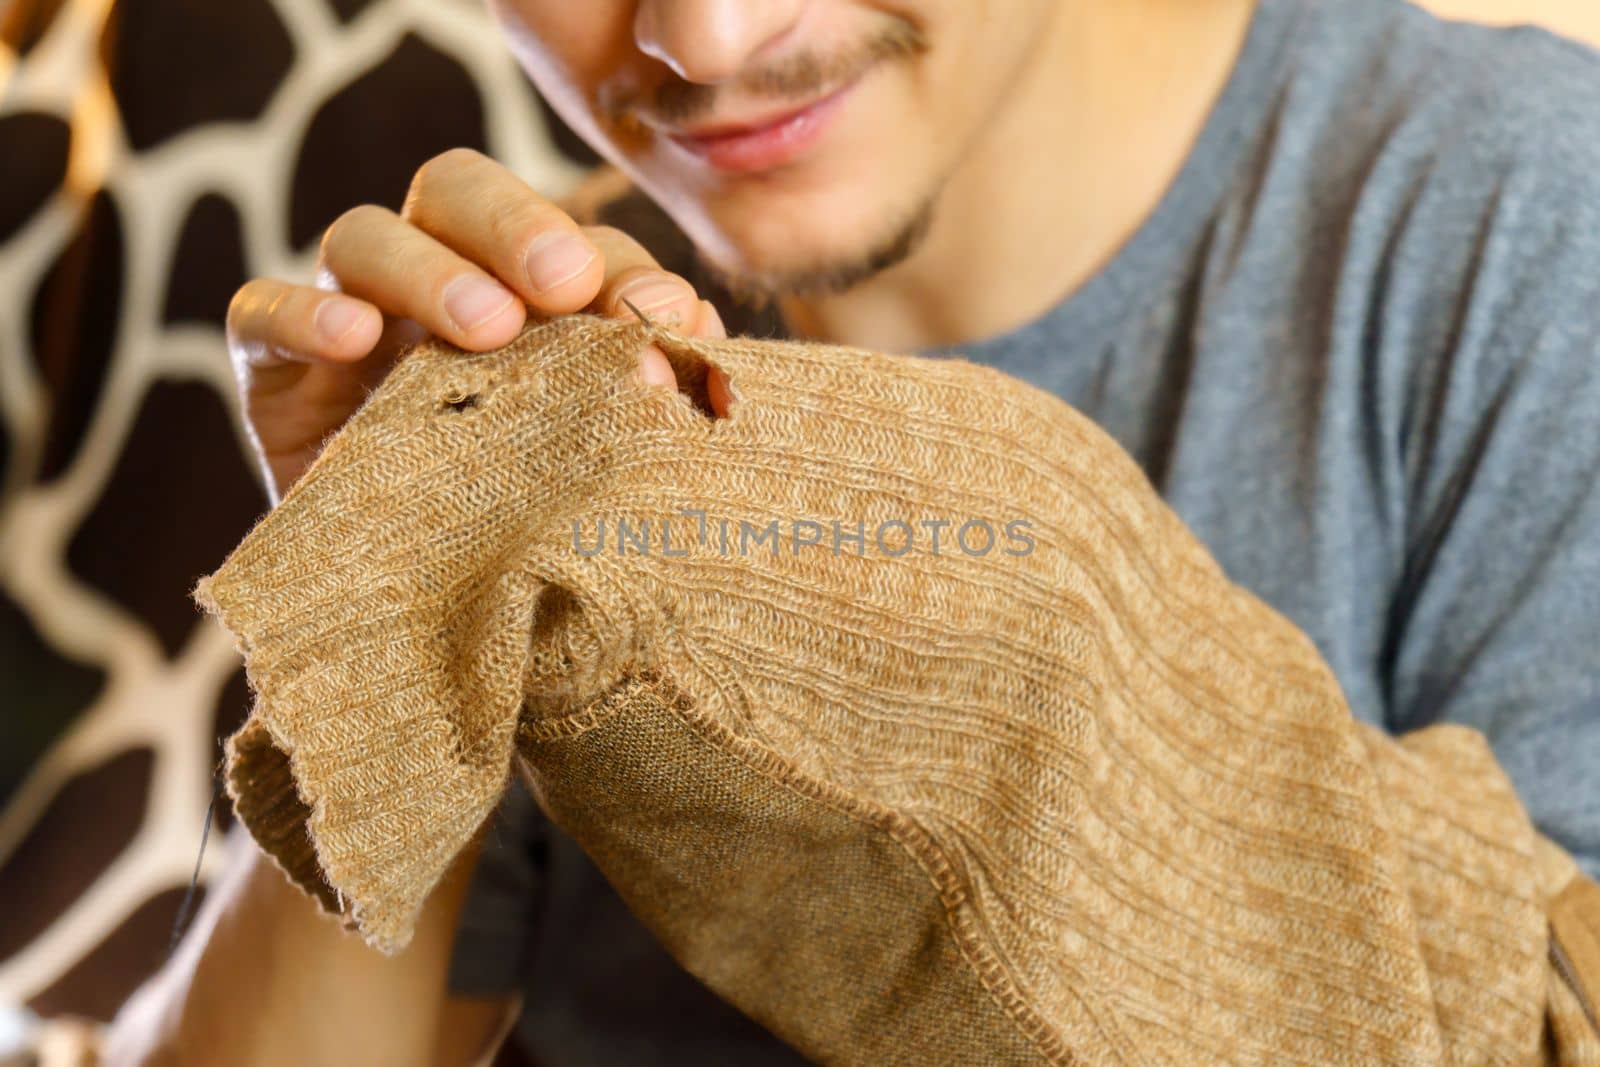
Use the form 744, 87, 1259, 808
906, 0, 1051, 148
489, 0, 640, 153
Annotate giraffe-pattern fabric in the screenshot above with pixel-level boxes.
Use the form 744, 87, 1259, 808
0, 0, 588, 1051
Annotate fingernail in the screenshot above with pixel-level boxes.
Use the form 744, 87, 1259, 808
525, 232, 597, 292
315, 297, 366, 342
443, 275, 515, 332
615, 276, 692, 326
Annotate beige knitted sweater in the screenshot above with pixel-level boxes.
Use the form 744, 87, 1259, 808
196, 313, 1600, 1064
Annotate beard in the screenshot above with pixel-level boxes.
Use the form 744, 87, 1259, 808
606, 14, 939, 311
691, 188, 938, 311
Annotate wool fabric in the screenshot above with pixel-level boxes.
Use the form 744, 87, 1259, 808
195, 313, 1600, 1064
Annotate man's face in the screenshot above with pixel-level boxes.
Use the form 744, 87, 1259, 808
489, 0, 1061, 305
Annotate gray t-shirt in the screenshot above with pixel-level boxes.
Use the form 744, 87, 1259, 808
450, 0, 1600, 1059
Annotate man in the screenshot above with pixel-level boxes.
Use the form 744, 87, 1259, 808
106, 0, 1600, 1062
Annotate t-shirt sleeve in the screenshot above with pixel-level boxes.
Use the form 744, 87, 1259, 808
447, 774, 549, 997
1384, 73, 1600, 881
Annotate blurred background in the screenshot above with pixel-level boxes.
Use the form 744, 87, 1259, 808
0, 0, 600, 1057
1, 0, 1597, 1059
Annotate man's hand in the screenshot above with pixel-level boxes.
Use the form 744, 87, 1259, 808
225, 146, 729, 503
101, 823, 506, 1067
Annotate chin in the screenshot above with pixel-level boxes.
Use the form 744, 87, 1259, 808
651, 161, 918, 295
700, 215, 882, 302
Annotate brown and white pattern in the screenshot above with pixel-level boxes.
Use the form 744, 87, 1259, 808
0, 0, 590, 1041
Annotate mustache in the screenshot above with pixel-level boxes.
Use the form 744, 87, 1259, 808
613, 20, 929, 130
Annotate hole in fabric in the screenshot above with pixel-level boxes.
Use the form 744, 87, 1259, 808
650, 335, 728, 420
439, 390, 479, 413
680, 365, 720, 420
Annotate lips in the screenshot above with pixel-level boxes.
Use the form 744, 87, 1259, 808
665, 79, 859, 174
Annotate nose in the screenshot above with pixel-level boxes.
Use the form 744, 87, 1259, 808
634, 0, 806, 84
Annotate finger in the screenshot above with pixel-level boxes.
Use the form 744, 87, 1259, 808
583, 226, 704, 331
637, 345, 678, 391
227, 278, 384, 371
582, 225, 698, 395
633, 300, 733, 413
401, 148, 602, 312
695, 301, 736, 418
317, 204, 525, 350
629, 296, 728, 397
632, 300, 731, 408
693, 299, 727, 340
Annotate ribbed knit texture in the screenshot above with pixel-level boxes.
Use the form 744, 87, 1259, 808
194, 313, 1600, 1064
